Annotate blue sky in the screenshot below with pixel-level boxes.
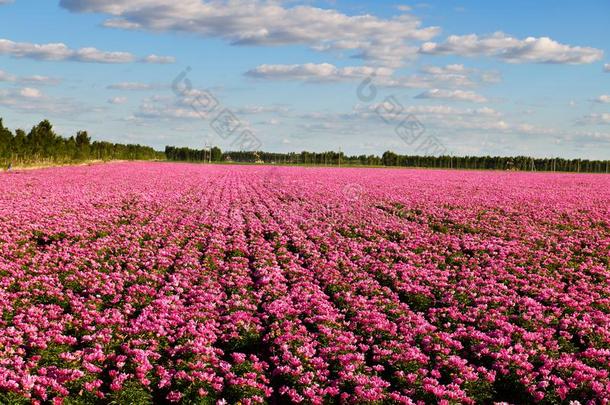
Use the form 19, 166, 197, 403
1, 0, 609, 159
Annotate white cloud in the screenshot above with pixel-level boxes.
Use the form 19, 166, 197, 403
258, 118, 280, 125
480, 71, 502, 83
108, 96, 128, 104
0, 38, 174, 64
348, 103, 503, 132
512, 123, 557, 135
415, 89, 487, 103
135, 103, 209, 120
403, 64, 476, 87
472, 106, 502, 116
107, 82, 156, 90
418, 64, 501, 86
141, 54, 175, 64
0, 39, 71, 60
102, 18, 141, 30
73, 46, 134, 63
19, 75, 61, 85
419, 63, 468, 75
19, 87, 42, 99
60, 0, 440, 67
133, 90, 216, 120
0, 69, 61, 85
420, 32, 603, 64
234, 105, 290, 115
455, 119, 510, 131
578, 113, 610, 125
566, 131, 610, 144
0, 38, 136, 63
131, 90, 258, 133
592, 95, 610, 104
357, 103, 501, 118
0, 87, 89, 114
290, 103, 570, 151
0, 70, 17, 82
0, 0, 14, 4
246, 63, 393, 82
604, 63, 610, 72
295, 103, 505, 138
246, 62, 498, 89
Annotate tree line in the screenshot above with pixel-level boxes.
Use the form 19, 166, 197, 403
2, 117, 607, 173
165, 145, 610, 173
0, 118, 163, 167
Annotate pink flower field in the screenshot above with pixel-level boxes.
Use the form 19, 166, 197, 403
0, 162, 609, 404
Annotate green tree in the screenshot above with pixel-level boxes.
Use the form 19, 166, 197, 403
75, 131, 91, 160
211, 146, 222, 162
0, 118, 14, 160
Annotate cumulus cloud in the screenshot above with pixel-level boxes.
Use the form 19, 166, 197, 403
60, 0, 440, 67
419, 64, 469, 75
18, 75, 61, 85
0, 38, 174, 64
351, 102, 502, 125
141, 54, 175, 64
131, 90, 258, 135
0, 38, 136, 63
246, 63, 393, 82
0, 70, 13, 81
604, 63, 610, 72
592, 95, 610, 104
293, 103, 559, 143
246, 62, 499, 89
578, 113, 610, 125
415, 89, 487, 103
234, 105, 290, 115
102, 18, 141, 30
480, 71, 502, 84
19, 87, 43, 99
0, 87, 89, 114
74, 47, 135, 63
417, 64, 501, 86
259, 118, 280, 125
107, 82, 157, 90
133, 90, 216, 120
0, 70, 60, 85
420, 32, 603, 64
135, 103, 209, 120
566, 131, 610, 144
108, 96, 128, 104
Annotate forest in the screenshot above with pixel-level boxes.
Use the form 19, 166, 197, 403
165, 145, 610, 173
0, 118, 162, 167
1, 117, 608, 173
